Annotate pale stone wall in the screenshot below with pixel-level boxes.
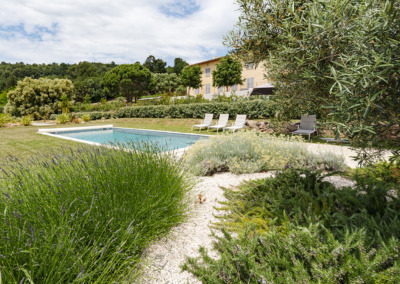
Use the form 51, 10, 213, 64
188, 57, 270, 97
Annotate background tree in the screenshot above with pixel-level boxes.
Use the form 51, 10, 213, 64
73, 77, 106, 102
180, 65, 202, 95
226, 0, 400, 152
143, 55, 167, 73
173, 57, 189, 75
102, 63, 153, 103
5, 78, 74, 119
153, 73, 181, 94
67, 61, 99, 80
0, 61, 115, 93
212, 56, 244, 91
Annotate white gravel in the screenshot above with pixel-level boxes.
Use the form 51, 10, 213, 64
138, 142, 374, 283
138, 172, 273, 284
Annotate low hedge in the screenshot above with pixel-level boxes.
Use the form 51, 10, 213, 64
114, 100, 275, 119
49, 100, 276, 121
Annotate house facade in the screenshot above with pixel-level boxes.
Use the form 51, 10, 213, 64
188, 56, 270, 98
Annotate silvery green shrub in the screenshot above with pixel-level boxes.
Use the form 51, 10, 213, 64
5, 77, 74, 119
184, 132, 345, 175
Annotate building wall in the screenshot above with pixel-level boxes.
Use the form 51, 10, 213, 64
188, 57, 269, 97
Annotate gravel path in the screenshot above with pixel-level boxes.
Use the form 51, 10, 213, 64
139, 142, 375, 283
138, 172, 273, 284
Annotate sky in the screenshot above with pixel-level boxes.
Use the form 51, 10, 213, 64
0, 0, 240, 66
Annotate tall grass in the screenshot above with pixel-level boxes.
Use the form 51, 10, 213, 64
19, 115, 33, 126
184, 132, 345, 175
0, 142, 191, 283
0, 113, 13, 127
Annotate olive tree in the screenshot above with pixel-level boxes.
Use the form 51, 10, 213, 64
102, 63, 153, 103
153, 73, 181, 94
5, 77, 74, 119
212, 56, 244, 91
226, 0, 400, 154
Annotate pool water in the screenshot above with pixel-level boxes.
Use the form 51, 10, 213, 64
51, 127, 206, 150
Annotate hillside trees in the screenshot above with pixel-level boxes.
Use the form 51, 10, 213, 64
180, 65, 202, 95
172, 57, 189, 75
143, 55, 167, 73
226, 0, 400, 150
102, 64, 153, 103
0, 61, 116, 93
212, 56, 244, 91
5, 78, 74, 119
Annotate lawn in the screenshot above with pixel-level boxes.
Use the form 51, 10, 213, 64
0, 117, 213, 158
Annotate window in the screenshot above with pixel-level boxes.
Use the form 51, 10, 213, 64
246, 78, 254, 89
205, 68, 211, 77
231, 85, 238, 92
246, 63, 254, 69
205, 84, 211, 94
194, 88, 199, 95
218, 86, 223, 94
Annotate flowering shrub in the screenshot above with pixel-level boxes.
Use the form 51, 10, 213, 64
184, 132, 344, 175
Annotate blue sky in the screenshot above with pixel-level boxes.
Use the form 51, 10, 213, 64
0, 0, 239, 66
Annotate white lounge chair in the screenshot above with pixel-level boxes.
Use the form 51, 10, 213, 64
191, 113, 214, 131
207, 114, 229, 133
224, 114, 247, 132
291, 115, 318, 140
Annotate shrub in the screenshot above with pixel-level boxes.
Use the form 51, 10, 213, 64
49, 114, 57, 120
72, 101, 125, 112
183, 170, 400, 283
114, 100, 276, 119
0, 89, 10, 106
19, 115, 33, 126
89, 112, 103, 120
0, 143, 190, 283
184, 132, 345, 175
0, 106, 4, 113
55, 114, 71, 124
4, 77, 74, 119
353, 160, 400, 187
103, 112, 112, 119
71, 117, 81, 124
0, 113, 13, 127
84, 94, 91, 104
81, 114, 91, 122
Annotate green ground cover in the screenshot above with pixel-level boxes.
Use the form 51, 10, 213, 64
183, 169, 400, 283
0, 117, 397, 283
184, 132, 344, 175
0, 118, 208, 158
0, 142, 191, 283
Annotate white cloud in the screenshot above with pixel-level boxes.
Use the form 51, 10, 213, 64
0, 0, 240, 65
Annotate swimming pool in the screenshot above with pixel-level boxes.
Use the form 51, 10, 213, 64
38, 125, 208, 150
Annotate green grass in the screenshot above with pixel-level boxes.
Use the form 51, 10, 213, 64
0, 142, 191, 283
0, 118, 215, 159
